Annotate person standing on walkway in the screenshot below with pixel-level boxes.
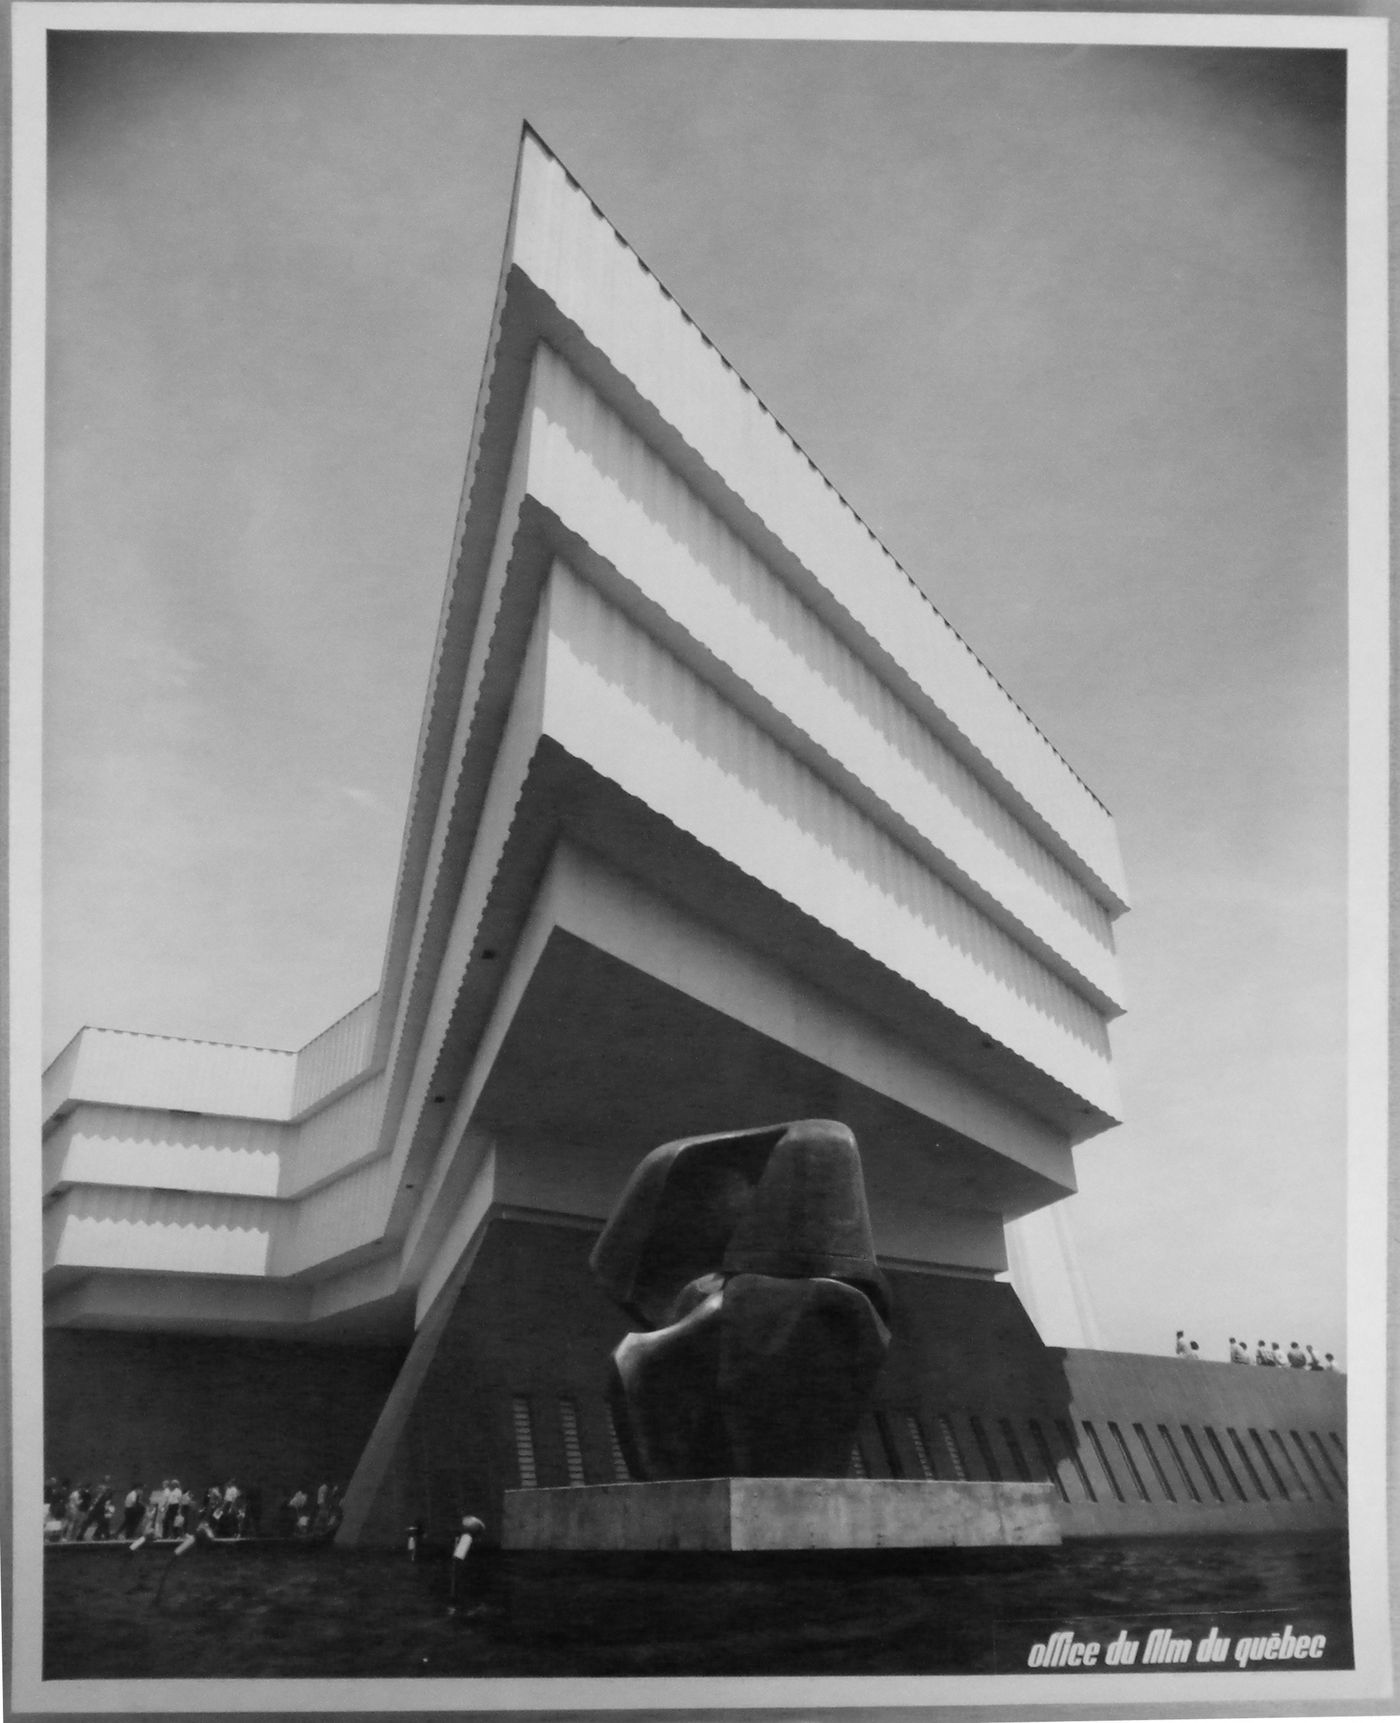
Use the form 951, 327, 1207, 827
448, 1514, 486, 1617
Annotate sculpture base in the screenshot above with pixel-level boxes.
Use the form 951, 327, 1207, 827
502, 1477, 1060, 1550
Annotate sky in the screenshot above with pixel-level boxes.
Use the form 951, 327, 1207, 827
42, 26, 1350, 1363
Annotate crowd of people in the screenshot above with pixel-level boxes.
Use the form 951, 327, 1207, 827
1173, 1331, 1339, 1369
43, 1476, 347, 1543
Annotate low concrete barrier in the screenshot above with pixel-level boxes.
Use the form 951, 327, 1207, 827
502, 1477, 1061, 1550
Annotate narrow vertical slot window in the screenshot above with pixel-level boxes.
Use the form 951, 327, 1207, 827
1181, 1426, 1223, 1501
1291, 1430, 1331, 1500
998, 1419, 1032, 1482
1027, 1419, 1070, 1502
1203, 1427, 1246, 1501
968, 1415, 1001, 1480
1226, 1428, 1267, 1498
936, 1415, 968, 1481
1058, 1419, 1097, 1501
511, 1396, 538, 1489
1249, 1429, 1288, 1499
1309, 1432, 1345, 1493
904, 1414, 934, 1481
1082, 1421, 1125, 1502
1134, 1423, 1175, 1503
875, 1412, 905, 1479
1272, 1429, 1311, 1499
606, 1409, 633, 1482
1108, 1421, 1149, 1500
558, 1398, 586, 1486
1159, 1425, 1200, 1503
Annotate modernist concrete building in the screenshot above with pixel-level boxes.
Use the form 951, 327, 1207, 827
43, 129, 1345, 1540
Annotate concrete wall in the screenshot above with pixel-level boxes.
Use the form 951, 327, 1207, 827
503, 1478, 1060, 1551
336, 1216, 1346, 1544
341, 1217, 631, 1547
45, 1029, 297, 1121
1052, 1347, 1346, 1537
857, 1275, 1345, 1536
44, 1329, 405, 1503
45, 1216, 1344, 1546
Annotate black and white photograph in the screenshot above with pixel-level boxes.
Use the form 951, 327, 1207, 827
8, 4, 1392, 1712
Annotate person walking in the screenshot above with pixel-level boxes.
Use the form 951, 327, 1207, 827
121, 1484, 146, 1541
44, 1485, 65, 1543
83, 1479, 114, 1542
447, 1514, 486, 1617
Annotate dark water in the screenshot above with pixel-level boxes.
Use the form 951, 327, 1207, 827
46, 1530, 1351, 1679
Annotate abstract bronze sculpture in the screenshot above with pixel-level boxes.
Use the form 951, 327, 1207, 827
589, 1120, 891, 1480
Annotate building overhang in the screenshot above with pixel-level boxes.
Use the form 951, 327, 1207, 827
43, 128, 1130, 1341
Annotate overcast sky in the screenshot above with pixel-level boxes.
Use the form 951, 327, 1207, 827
43, 26, 1349, 1362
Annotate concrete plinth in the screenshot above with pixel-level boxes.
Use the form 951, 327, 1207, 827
502, 1477, 1061, 1550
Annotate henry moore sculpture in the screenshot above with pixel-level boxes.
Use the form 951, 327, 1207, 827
589, 1120, 892, 1480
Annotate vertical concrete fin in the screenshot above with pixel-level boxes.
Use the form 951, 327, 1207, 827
335, 1213, 493, 1546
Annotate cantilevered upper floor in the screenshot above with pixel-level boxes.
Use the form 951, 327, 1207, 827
44, 128, 1128, 1342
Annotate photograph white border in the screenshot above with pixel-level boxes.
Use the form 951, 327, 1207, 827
8, 3, 1391, 1712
